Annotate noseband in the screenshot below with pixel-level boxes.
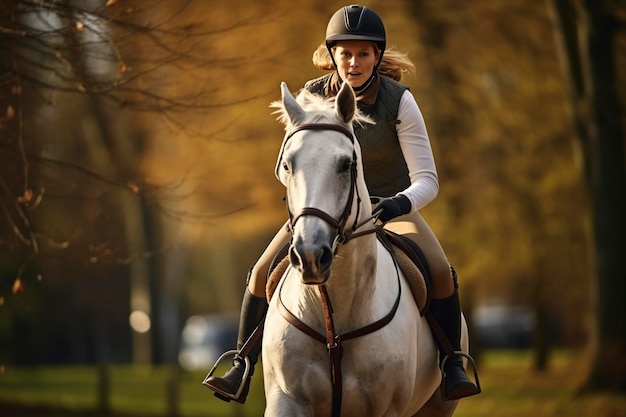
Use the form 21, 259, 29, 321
281, 123, 370, 248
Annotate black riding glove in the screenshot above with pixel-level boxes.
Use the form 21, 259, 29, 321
374, 194, 412, 223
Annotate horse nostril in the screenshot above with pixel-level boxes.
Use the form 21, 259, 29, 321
289, 246, 301, 268
319, 246, 333, 272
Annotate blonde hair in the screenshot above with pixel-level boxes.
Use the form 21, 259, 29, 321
311, 42, 416, 82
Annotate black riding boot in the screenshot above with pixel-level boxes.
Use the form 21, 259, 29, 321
204, 287, 267, 404
429, 289, 481, 401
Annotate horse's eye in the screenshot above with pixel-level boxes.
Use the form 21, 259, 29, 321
282, 162, 289, 172
340, 158, 352, 173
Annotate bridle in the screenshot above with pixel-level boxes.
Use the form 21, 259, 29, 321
279, 123, 377, 248
277, 122, 401, 417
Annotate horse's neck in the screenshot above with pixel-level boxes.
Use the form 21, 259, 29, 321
327, 236, 378, 307
285, 234, 390, 334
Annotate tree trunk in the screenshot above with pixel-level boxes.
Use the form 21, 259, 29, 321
547, 0, 626, 392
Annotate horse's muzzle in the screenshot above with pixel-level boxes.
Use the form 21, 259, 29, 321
289, 239, 333, 285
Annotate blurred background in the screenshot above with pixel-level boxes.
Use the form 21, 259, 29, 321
0, 0, 624, 416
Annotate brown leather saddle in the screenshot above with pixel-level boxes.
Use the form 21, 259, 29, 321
265, 228, 432, 314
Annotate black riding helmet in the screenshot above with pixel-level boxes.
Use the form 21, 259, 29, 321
325, 5, 386, 69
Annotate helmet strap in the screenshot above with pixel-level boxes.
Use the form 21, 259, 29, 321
353, 71, 377, 94
333, 70, 377, 94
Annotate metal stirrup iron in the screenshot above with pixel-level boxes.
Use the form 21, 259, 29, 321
202, 321, 264, 400
440, 350, 481, 393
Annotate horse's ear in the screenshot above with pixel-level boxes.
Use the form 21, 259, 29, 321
281, 82, 305, 125
335, 82, 356, 124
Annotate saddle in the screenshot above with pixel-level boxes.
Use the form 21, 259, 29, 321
265, 229, 432, 314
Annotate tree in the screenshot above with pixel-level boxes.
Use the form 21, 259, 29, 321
0, 0, 276, 365
547, 0, 626, 392
405, 0, 589, 367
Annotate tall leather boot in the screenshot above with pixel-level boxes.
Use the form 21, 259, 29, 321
204, 287, 268, 403
429, 289, 481, 401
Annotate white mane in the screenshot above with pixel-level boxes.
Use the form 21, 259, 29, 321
270, 88, 373, 131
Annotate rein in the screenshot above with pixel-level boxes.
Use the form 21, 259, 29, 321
278, 230, 401, 417
281, 123, 371, 248
278, 122, 399, 417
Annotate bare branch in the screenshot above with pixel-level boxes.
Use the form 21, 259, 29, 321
0, 26, 27, 37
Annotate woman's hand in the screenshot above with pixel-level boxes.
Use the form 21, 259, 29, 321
373, 195, 412, 223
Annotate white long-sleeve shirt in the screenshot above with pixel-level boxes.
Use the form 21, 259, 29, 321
395, 90, 439, 211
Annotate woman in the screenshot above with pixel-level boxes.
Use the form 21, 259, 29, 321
204, 4, 480, 403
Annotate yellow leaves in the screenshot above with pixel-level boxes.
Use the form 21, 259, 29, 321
89, 243, 116, 264
1, 104, 16, 125
17, 188, 33, 205
8, 275, 41, 296
16, 187, 43, 210
12, 278, 25, 295
76, 21, 84, 32
127, 181, 140, 193
104, 0, 133, 13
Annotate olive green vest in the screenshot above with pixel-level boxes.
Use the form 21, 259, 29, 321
304, 74, 410, 197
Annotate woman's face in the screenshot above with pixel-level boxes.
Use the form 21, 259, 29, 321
333, 40, 379, 89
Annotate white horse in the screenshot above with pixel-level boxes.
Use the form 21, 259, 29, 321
262, 81, 466, 417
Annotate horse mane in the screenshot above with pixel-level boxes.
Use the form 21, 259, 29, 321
270, 88, 373, 130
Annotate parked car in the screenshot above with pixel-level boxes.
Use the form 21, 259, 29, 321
178, 314, 239, 371
472, 304, 535, 348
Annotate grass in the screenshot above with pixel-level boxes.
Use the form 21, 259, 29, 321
1, 350, 625, 417
0, 363, 265, 417
454, 350, 625, 417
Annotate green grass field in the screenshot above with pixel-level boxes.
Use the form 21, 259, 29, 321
0, 350, 624, 417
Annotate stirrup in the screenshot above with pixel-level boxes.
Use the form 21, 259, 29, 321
440, 351, 481, 393
202, 349, 251, 401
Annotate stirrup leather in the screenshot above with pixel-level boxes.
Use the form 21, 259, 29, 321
440, 350, 481, 393
202, 350, 251, 401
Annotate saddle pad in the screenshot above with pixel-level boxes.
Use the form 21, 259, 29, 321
267, 256, 290, 301
265, 249, 427, 314
391, 244, 428, 314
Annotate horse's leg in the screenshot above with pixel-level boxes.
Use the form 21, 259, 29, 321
411, 315, 471, 417
411, 388, 458, 417
265, 387, 310, 417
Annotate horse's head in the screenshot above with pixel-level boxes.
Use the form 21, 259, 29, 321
272, 82, 373, 285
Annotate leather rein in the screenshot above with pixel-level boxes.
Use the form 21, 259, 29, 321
280, 123, 378, 246
277, 123, 402, 417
